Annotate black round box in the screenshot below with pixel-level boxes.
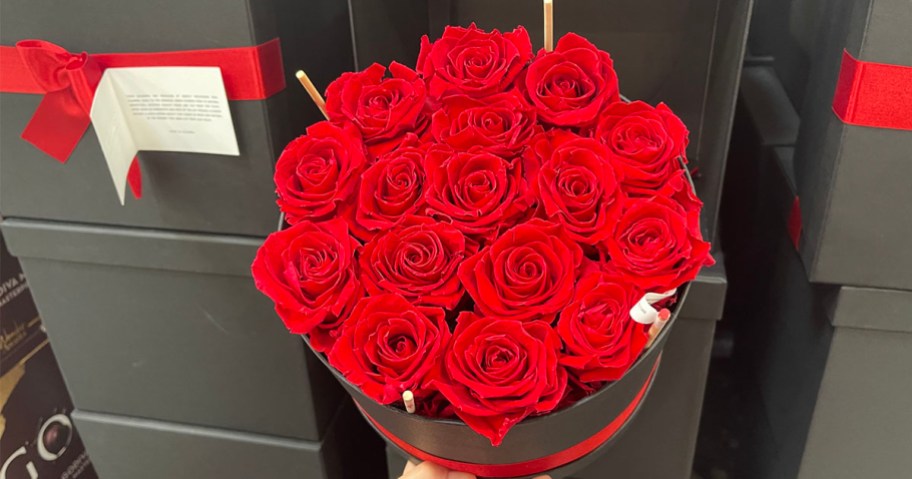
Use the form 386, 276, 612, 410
305, 284, 689, 479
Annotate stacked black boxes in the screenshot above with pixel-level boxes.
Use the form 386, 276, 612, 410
357, 1, 752, 477
724, 0, 912, 477
0, 1, 384, 477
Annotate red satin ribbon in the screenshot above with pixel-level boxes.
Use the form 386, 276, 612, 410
832, 50, 912, 131
787, 196, 802, 250
363, 357, 660, 478
0, 39, 285, 198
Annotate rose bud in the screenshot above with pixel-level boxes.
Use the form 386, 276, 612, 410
417, 23, 533, 99
360, 216, 472, 310
521, 33, 620, 128
592, 101, 689, 195
274, 121, 367, 225
558, 268, 649, 383
435, 312, 567, 446
251, 219, 362, 352
458, 219, 582, 322
329, 294, 450, 405
529, 130, 625, 246
348, 137, 428, 241
604, 194, 714, 293
430, 91, 540, 157
423, 145, 536, 244
325, 62, 430, 156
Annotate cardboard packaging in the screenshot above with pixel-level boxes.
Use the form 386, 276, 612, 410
0, 219, 343, 441
791, 0, 912, 290
347, 0, 753, 242
0, 0, 354, 237
1, 232, 97, 479
72, 399, 386, 479
385, 265, 728, 479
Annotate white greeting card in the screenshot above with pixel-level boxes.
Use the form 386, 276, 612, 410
90, 67, 239, 203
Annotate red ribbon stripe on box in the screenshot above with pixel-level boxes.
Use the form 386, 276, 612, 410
0, 39, 285, 198
359, 357, 660, 479
832, 50, 912, 131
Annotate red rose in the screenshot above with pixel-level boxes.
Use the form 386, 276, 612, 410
251, 219, 362, 352
435, 312, 567, 446
592, 101, 689, 195
360, 216, 471, 310
430, 92, 540, 157
604, 193, 713, 292
325, 62, 429, 156
656, 168, 704, 220
348, 137, 428, 240
417, 23, 532, 99
458, 219, 582, 322
522, 33, 620, 127
530, 131, 624, 246
274, 121, 367, 225
557, 268, 648, 383
329, 294, 450, 404
423, 146, 535, 243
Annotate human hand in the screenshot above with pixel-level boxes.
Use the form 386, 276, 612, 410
400, 461, 552, 479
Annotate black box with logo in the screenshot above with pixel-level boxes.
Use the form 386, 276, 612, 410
1, 231, 97, 479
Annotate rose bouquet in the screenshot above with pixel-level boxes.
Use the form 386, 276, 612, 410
252, 19, 713, 478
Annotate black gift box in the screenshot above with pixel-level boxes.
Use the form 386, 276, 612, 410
731, 146, 912, 479
0, 0, 353, 236
317, 302, 676, 479
296, 163, 715, 478
71, 399, 385, 479
1, 218, 342, 441
790, 0, 912, 290
384, 265, 729, 479
330, 304, 676, 479
347, 0, 753, 242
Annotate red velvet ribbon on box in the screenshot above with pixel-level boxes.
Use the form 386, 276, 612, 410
0, 39, 285, 198
787, 196, 802, 250
360, 358, 660, 478
832, 50, 912, 131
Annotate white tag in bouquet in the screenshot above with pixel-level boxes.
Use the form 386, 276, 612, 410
629, 289, 677, 324
89, 67, 240, 204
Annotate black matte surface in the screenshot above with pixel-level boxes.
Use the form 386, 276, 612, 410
71, 399, 385, 479
1, 218, 343, 441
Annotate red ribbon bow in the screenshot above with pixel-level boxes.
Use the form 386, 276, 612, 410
17, 40, 101, 159
1, 38, 286, 199
9, 40, 143, 197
